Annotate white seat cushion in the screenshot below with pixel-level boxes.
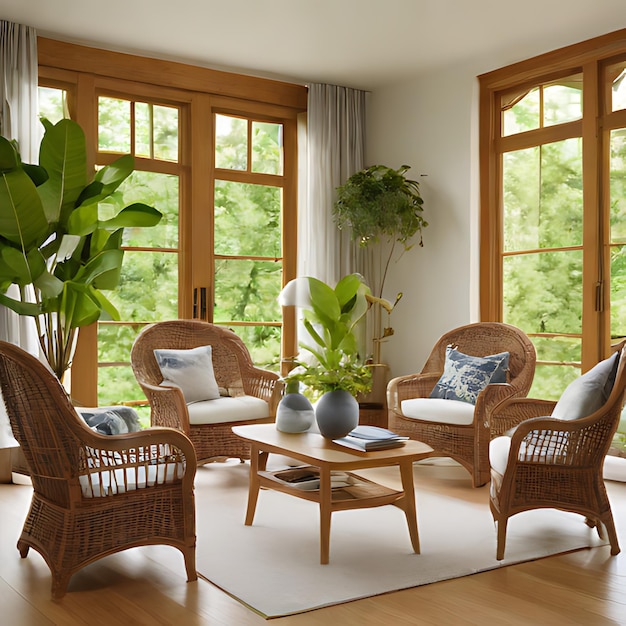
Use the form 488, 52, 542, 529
187, 395, 270, 425
604, 455, 626, 482
489, 435, 511, 475
79, 462, 184, 498
400, 398, 476, 426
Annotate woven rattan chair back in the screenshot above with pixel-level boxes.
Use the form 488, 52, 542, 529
132, 319, 266, 393
420, 322, 536, 393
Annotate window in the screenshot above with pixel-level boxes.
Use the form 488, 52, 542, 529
38, 38, 306, 409
212, 113, 284, 365
479, 30, 626, 399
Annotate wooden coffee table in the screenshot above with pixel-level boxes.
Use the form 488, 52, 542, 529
232, 424, 434, 564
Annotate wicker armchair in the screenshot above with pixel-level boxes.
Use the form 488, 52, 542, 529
387, 322, 536, 487
489, 342, 626, 560
0, 341, 197, 600
131, 320, 282, 464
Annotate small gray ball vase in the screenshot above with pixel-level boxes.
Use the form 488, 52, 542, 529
315, 389, 359, 439
275, 393, 315, 433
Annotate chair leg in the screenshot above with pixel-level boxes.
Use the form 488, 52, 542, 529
17, 539, 29, 558
601, 514, 621, 556
496, 517, 508, 561
471, 468, 490, 488
51, 573, 70, 600
182, 547, 197, 582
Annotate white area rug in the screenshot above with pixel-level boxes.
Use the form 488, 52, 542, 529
195, 458, 614, 619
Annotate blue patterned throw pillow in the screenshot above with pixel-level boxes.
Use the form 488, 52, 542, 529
430, 346, 509, 404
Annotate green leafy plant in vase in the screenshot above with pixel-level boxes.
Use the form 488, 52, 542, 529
0, 118, 162, 381
278, 273, 373, 439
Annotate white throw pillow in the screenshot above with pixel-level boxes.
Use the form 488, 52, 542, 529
154, 345, 220, 404
551, 351, 619, 420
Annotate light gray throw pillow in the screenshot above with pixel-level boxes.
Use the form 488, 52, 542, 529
154, 345, 220, 404
551, 351, 619, 420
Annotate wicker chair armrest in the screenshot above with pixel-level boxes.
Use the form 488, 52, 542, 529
475, 383, 518, 421
507, 414, 607, 466
77, 427, 197, 491
80, 426, 194, 456
242, 369, 282, 415
140, 382, 190, 431
387, 373, 440, 411
490, 397, 557, 436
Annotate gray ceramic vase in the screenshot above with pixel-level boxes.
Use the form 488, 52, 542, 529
275, 393, 315, 433
315, 389, 359, 439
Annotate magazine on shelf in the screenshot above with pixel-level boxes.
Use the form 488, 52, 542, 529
272, 466, 357, 490
332, 425, 409, 452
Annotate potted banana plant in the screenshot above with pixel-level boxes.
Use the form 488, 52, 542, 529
0, 118, 162, 381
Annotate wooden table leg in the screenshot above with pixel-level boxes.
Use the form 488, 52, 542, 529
318, 465, 332, 564
244, 444, 263, 526
397, 458, 420, 554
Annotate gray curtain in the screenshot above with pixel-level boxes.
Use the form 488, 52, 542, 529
0, 20, 39, 448
300, 83, 371, 285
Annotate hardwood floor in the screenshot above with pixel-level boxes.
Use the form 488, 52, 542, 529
1, 466, 625, 625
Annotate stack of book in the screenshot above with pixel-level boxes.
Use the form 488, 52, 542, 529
332, 425, 409, 452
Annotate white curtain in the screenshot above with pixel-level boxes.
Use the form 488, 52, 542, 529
0, 21, 39, 448
300, 83, 371, 285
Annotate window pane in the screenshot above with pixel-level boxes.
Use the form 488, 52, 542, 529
135, 102, 151, 158
503, 139, 583, 252
98, 323, 138, 364
98, 171, 179, 249
227, 325, 281, 371
214, 259, 282, 322
214, 180, 281, 256
543, 77, 582, 127
98, 96, 131, 153
529, 362, 579, 400
97, 324, 147, 408
252, 121, 283, 175
97, 364, 148, 409
215, 114, 247, 170
610, 128, 626, 243
502, 87, 540, 136
38, 86, 68, 124
153, 104, 179, 162
532, 335, 581, 365
107, 250, 178, 321
608, 62, 626, 112
611, 245, 626, 339
503, 250, 583, 334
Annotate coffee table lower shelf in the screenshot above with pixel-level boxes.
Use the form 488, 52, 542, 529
259, 465, 403, 509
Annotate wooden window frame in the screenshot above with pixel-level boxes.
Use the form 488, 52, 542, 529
479, 28, 626, 371
38, 38, 306, 405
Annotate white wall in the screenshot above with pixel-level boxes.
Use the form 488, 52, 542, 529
366, 63, 482, 379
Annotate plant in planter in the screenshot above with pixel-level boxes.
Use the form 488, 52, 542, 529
278, 273, 372, 438
333, 164, 426, 362
0, 118, 162, 381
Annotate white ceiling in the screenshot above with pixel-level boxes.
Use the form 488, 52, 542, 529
2, 0, 626, 90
